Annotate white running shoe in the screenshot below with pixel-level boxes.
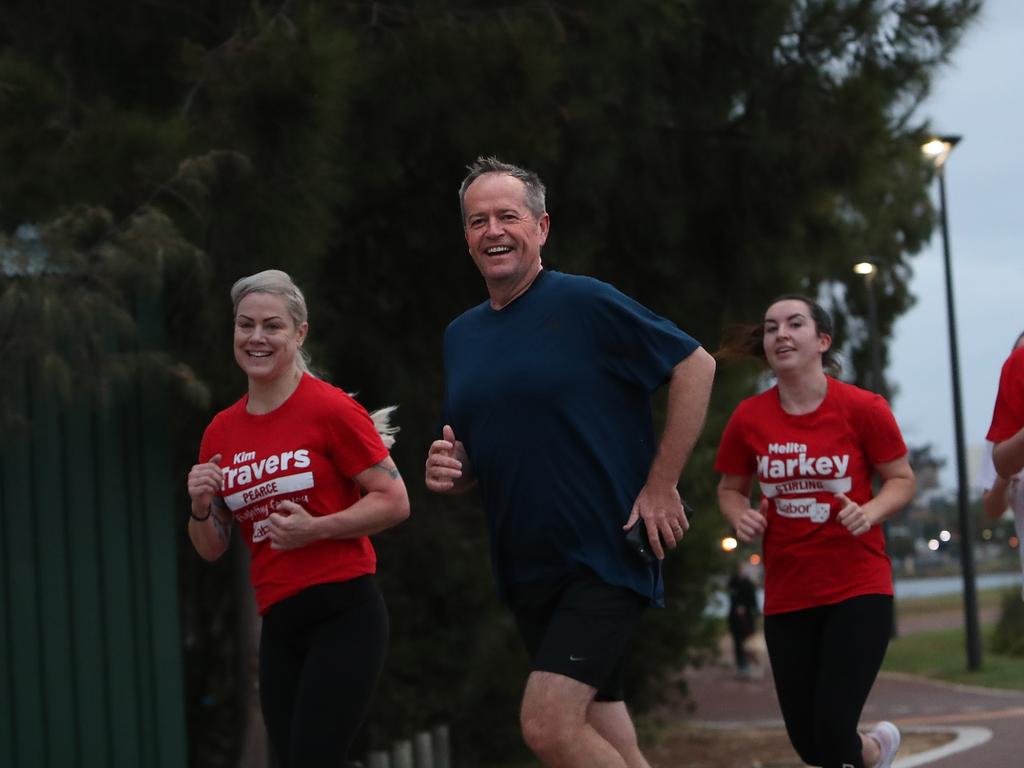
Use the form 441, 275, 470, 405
869, 720, 901, 768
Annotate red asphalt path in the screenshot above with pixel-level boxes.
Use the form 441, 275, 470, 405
684, 654, 1024, 767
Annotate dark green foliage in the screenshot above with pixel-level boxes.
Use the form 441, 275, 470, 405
0, 206, 207, 429
0, 0, 981, 765
990, 589, 1024, 658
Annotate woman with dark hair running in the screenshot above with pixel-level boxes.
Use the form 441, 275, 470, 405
186, 269, 409, 767
714, 294, 914, 768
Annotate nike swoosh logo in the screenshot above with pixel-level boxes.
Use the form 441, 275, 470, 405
569, 655, 586, 662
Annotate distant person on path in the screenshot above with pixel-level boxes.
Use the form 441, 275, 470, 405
424, 156, 716, 768
714, 295, 914, 768
982, 330, 1024, 597
726, 565, 759, 678
186, 269, 410, 768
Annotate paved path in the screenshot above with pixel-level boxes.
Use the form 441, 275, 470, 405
685, 634, 1024, 767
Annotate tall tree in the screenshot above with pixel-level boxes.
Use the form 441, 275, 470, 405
312, 2, 979, 761
0, 1, 981, 765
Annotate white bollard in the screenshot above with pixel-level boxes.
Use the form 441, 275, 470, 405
431, 724, 451, 768
367, 750, 391, 768
391, 739, 414, 768
413, 731, 434, 768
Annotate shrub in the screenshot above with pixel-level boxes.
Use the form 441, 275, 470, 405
989, 589, 1024, 658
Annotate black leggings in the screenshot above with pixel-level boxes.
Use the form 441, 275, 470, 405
764, 594, 892, 768
259, 576, 389, 768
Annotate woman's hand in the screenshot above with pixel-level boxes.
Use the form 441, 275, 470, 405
718, 475, 768, 543
840, 456, 915, 536
187, 453, 231, 561
268, 500, 320, 550
187, 454, 223, 516
835, 493, 871, 536
730, 498, 769, 543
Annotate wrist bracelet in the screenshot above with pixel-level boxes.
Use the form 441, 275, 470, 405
190, 506, 212, 522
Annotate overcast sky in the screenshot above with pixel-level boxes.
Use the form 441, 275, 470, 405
887, 0, 1022, 489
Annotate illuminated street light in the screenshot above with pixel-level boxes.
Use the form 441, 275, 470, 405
853, 257, 894, 637
852, 260, 884, 394
922, 137, 957, 166
721, 536, 738, 552
922, 133, 981, 670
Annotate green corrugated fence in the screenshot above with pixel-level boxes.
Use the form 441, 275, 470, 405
0, 339, 187, 767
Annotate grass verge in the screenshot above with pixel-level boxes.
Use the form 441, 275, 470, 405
884, 626, 1024, 690
885, 589, 1024, 691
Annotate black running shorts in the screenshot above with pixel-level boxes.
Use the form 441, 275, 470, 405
506, 569, 647, 701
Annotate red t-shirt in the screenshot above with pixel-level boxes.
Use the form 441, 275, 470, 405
715, 378, 907, 615
199, 374, 389, 614
987, 347, 1024, 442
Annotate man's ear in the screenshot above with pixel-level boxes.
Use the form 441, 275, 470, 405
537, 212, 550, 246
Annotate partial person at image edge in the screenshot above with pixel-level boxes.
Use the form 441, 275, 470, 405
982, 330, 1024, 598
989, 342, 1024, 479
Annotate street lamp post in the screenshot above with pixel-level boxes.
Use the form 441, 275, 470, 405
853, 262, 884, 394
922, 134, 981, 671
853, 260, 897, 638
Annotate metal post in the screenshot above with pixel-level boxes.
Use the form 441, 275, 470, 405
861, 268, 898, 638
391, 739, 414, 768
864, 269, 883, 395
937, 163, 982, 670
431, 724, 451, 768
413, 731, 434, 768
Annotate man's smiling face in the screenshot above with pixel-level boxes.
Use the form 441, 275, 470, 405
463, 172, 549, 289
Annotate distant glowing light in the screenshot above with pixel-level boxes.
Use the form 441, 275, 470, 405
939, 530, 952, 543
749, 554, 761, 566
853, 261, 876, 276
1011, 536, 1020, 548
982, 529, 992, 541
921, 135, 960, 168
921, 138, 947, 159
928, 539, 940, 551
721, 536, 738, 552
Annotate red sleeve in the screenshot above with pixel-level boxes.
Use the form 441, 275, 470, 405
987, 347, 1024, 442
859, 392, 907, 465
198, 416, 222, 463
715, 400, 757, 476
324, 391, 389, 478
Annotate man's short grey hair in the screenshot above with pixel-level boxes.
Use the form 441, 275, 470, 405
458, 155, 547, 221
230, 269, 311, 373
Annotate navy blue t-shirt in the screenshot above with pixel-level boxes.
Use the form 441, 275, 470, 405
441, 270, 700, 604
